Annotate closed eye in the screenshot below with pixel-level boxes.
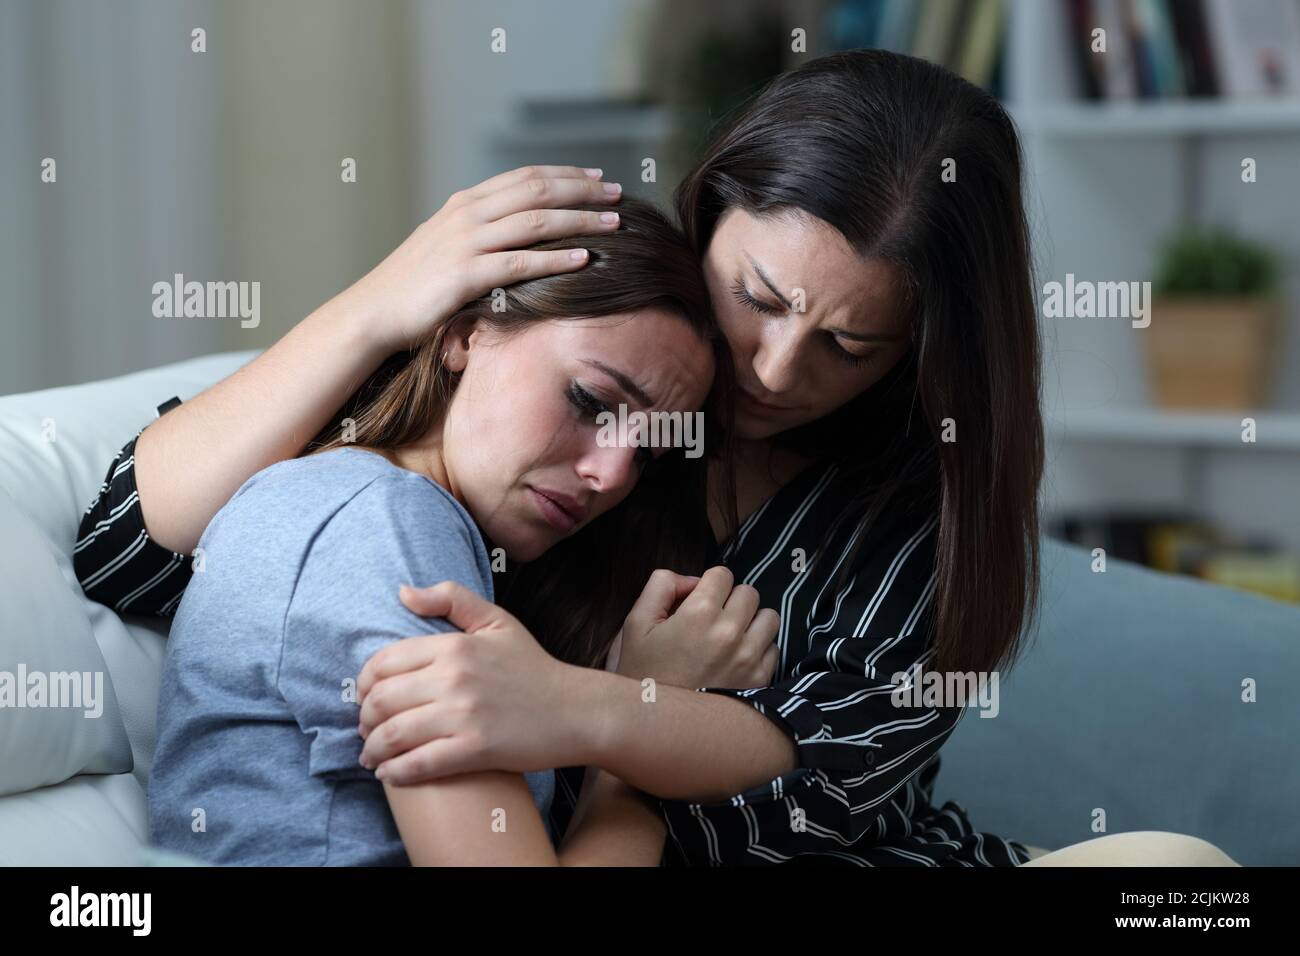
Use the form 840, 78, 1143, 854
568, 382, 653, 469
733, 281, 878, 371
567, 382, 608, 419
730, 281, 783, 316
826, 334, 878, 369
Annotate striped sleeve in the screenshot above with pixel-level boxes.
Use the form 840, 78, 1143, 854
73, 420, 193, 618
657, 514, 967, 865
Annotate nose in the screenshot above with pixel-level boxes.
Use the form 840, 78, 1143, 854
751, 320, 803, 395
575, 441, 639, 499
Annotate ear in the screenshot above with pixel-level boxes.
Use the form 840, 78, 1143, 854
442, 316, 479, 374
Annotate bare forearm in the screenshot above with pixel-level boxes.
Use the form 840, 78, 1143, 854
387, 768, 661, 867
386, 772, 559, 866
569, 669, 799, 803
556, 768, 666, 867
135, 292, 390, 553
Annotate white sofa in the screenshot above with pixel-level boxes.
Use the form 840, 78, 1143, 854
0, 351, 258, 865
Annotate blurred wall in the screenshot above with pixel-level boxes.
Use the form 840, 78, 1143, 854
1, 0, 415, 393
407, 0, 667, 213
1, 0, 680, 395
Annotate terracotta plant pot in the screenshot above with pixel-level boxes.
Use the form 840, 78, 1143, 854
1144, 297, 1282, 409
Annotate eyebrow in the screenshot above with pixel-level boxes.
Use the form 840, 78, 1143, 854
831, 329, 905, 343
744, 252, 793, 310
580, 359, 655, 408
742, 250, 906, 344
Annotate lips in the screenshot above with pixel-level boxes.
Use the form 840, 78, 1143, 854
528, 486, 587, 533
739, 389, 793, 414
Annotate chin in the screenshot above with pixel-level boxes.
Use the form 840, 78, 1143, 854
735, 416, 785, 442
496, 532, 554, 564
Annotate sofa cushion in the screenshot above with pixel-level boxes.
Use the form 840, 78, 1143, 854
0, 351, 260, 785
0, 350, 262, 553
0, 492, 132, 794
936, 538, 1300, 866
0, 773, 150, 866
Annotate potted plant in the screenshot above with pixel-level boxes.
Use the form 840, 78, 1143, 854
1147, 228, 1283, 409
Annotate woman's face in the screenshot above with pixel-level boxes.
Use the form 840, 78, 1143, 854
440, 311, 714, 562
702, 207, 910, 442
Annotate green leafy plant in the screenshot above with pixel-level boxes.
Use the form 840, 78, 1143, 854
1154, 227, 1280, 297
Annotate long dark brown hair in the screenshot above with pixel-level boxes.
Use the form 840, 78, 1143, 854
676, 50, 1043, 676
308, 197, 734, 667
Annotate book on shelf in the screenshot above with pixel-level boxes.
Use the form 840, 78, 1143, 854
1094, 0, 1140, 98
1203, 0, 1300, 96
1168, 0, 1219, 96
912, 0, 965, 66
1144, 0, 1189, 97
1054, 511, 1300, 603
821, 0, 1008, 90
822, 0, 1300, 105
1068, 0, 1106, 98
1201, 552, 1300, 604
877, 0, 923, 53
1065, 0, 1300, 102
957, 0, 1007, 86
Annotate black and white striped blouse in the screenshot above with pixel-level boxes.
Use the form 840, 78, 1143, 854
550, 459, 1030, 866
74, 403, 1030, 867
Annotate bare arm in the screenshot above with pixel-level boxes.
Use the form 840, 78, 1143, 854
136, 295, 387, 553
577, 670, 799, 804
360, 571, 796, 803
582, 568, 798, 802
554, 768, 666, 866
384, 766, 664, 866
364, 580, 665, 866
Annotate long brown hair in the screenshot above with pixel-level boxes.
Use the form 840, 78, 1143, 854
309, 197, 734, 667
676, 50, 1043, 676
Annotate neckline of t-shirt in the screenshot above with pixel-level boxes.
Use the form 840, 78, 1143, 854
313, 445, 474, 519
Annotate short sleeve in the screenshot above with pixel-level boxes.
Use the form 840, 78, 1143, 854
276, 474, 492, 781
74, 425, 194, 617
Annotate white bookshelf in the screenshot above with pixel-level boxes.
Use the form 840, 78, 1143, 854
1047, 408, 1300, 450
1006, 0, 1300, 134
1004, 0, 1300, 552
1013, 100, 1300, 138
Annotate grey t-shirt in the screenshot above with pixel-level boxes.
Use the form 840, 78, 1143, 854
148, 447, 555, 865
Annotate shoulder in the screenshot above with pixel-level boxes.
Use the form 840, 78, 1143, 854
768, 459, 941, 595
236, 446, 427, 502
831, 490, 940, 595
237, 447, 468, 531
802, 460, 939, 555
310, 449, 486, 578
233, 448, 490, 597
319, 448, 473, 528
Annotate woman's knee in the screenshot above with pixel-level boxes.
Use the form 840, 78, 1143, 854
1021, 831, 1240, 867
1128, 831, 1239, 867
